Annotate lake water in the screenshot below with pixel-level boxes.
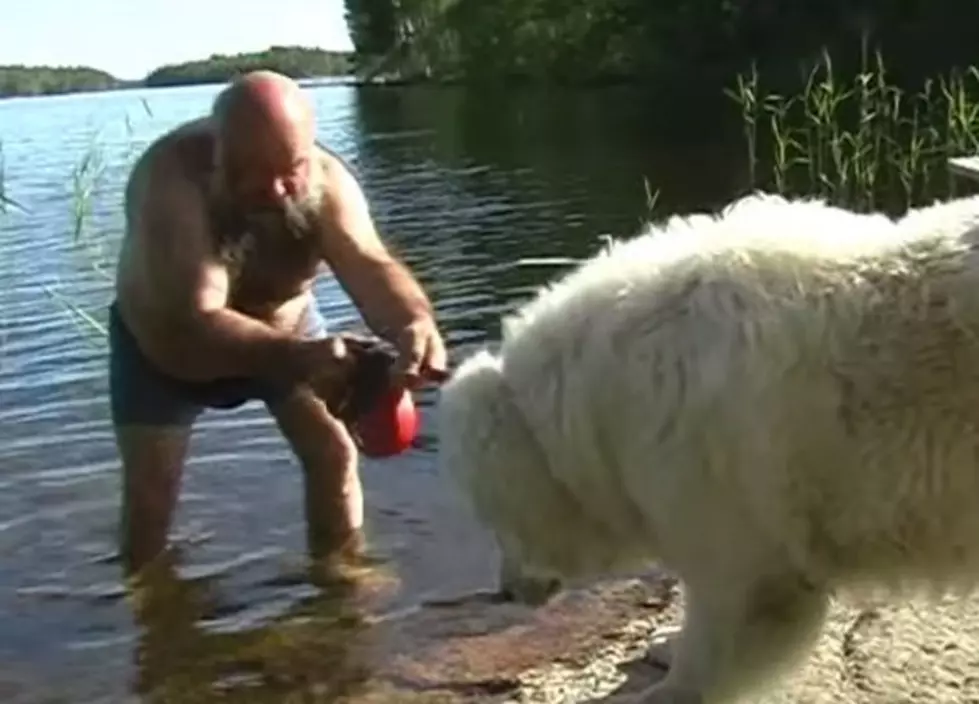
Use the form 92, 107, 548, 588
0, 79, 749, 701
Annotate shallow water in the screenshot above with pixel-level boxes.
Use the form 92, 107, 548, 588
0, 79, 744, 701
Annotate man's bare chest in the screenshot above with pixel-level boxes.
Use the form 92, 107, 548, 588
225, 231, 324, 307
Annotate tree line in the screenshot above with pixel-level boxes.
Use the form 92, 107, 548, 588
144, 46, 353, 88
0, 46, 353, 98
344, 0, 979, 94
9, 3, 979, 102
0, 65, 124, 98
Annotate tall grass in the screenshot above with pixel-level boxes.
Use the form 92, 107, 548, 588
727, 45, 979, 214
39, 130, 115, 341
70, 99, 152, 278
0, 139, 26, 214
39, 98, 154, 342
0, 140, 8, 213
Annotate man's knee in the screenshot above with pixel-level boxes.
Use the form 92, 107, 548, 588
115, 424, 193, 513
115, 424, 193, 466
269, 388, 357, 468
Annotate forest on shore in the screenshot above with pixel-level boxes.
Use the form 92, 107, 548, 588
0, 46, 353, 98
7, 2, 979, 101
345, 0, 979, 96
336, 0, 979, 215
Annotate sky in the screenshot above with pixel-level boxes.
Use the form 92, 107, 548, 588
0, 0, 355, 80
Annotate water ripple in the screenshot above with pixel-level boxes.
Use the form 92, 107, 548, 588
0, 81, 682, 702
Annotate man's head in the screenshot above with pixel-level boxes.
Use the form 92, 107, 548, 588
208, 70, 324, 242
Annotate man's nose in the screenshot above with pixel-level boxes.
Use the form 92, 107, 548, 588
271, 177, 289, 199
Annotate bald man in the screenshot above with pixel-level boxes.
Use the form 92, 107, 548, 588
110, 70, 447, 574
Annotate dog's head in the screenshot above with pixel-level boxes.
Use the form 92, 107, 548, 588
437, 348, 622, 603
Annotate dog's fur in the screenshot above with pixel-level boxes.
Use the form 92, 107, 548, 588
436, 192, 979, 703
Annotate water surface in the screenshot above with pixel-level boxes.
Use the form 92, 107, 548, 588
0, 79, 746, 701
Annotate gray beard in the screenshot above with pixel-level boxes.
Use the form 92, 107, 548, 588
208, 191, 321, 284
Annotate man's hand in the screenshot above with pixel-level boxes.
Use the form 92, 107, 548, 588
301, 335, 361, 405
391, 317, 448, 388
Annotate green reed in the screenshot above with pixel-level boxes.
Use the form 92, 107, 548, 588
70, 98, 152, 278
0, 139, 26, 214
642, 175, 661, 215
40, 97, 154, 342
727, 46, 979, 214
0, 140, 8, 213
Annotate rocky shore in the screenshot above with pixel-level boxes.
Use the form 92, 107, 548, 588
4, 567, 978, 703
347, 573, 979, 704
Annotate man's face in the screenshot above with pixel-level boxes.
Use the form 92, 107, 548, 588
220, 141, 310, 204
211, 123, 322, 240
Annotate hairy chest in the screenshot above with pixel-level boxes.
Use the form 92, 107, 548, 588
220, 227, 324, 308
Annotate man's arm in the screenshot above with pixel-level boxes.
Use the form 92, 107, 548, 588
318, 161, 437, 340
131, 165, 326, 385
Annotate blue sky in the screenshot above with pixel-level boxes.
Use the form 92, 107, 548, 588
0, 0, 354, 80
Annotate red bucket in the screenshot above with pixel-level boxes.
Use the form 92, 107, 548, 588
353, 385, 421, 458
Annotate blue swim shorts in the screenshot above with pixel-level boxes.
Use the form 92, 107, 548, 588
108, 301, 328, 426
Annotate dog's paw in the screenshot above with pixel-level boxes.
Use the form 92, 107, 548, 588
643, 626, 681, 670
499, 573, 562, 606
497, 555, 562, 606
643, 689, 704, 704
614, 683, 703, 704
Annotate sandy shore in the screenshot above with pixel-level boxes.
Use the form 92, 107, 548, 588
349, 574, 979, 704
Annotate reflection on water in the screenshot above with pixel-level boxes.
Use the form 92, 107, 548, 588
127, 555, 380, 702
0, 80, 747, 701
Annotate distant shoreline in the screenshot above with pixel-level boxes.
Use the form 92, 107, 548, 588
0, 42, 648, 102
0, 71, 658, 102
0, 74, 477, 102
0, 45, 362, 100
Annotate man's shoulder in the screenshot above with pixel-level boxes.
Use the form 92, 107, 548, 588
313, 142, 361, 185
127, 118, 212, 209
313, 143, 368, 217
143, 118, 214, 174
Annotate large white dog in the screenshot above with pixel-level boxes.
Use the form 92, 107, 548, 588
436, 192, 979, 703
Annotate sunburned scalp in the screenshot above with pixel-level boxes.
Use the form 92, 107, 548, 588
211, 70, 315, 171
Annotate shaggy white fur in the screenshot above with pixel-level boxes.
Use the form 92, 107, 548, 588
436, 191, 979, 703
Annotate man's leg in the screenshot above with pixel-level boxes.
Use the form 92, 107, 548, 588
115, 425, 194, 574
108, 303, 202, 575
264, 303, 365, 564
267, 387, 365, 563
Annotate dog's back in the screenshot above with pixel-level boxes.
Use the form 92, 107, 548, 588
493, 192, 979, 590
438, 193, 979, 704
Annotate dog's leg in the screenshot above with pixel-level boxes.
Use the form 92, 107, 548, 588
642, 625, 682, 671
606, 572, 829, 704
498, 553, 562, 606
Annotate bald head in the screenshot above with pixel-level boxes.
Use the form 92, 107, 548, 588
212, 70, 313, 138
208, 70, 320, 213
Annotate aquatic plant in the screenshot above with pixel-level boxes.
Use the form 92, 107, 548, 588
728, 44, 979, 214
42, 98, 154, 342
0, 141, 7, 212
0, 139, 24, 214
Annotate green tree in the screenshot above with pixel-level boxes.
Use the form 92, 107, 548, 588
0, 65, 123, 98
344, 0, 979, 93
144, 46, 353, 87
